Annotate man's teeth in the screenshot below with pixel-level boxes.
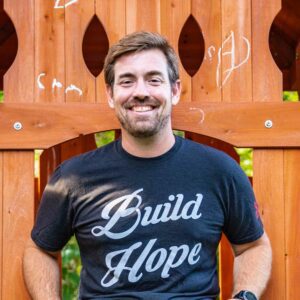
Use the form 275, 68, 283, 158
132, 106, 153, 112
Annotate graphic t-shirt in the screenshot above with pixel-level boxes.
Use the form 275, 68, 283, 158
32, 136, 263, 299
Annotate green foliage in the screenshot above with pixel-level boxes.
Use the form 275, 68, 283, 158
173, 130, 185, 137
0, 91, 3, 102
94, 131, 115, 147
235, 148, 253, 177
62, 236, 81, 300
283, 91, 299, 102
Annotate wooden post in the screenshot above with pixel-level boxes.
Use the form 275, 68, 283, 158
2, 152, 34, 300
284, 150, 300, 298
0, 152, 2, 300
2, 0, 35, 299
252, 0, 285, 299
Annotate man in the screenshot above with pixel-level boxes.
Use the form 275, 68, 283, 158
23, 31, 272, 300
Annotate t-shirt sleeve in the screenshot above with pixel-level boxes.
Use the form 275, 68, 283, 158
31, 165, 74, 252
223, 161, 264, 245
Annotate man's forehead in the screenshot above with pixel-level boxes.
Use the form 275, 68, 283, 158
114, 49, 168, 74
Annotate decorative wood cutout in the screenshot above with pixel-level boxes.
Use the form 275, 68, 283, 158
82, 15, 109, 77
269, 2, 300, 90
178, 14, 204, 77
0, 5, 18, 90
269, 12, 296, 71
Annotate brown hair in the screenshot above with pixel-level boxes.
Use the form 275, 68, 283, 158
104, 31, 179, 87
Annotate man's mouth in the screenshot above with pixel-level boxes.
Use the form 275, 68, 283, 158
131, 105, 154, 112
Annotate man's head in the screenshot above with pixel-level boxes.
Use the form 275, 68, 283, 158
104, 32, 181, 140
104, 31, 179, 88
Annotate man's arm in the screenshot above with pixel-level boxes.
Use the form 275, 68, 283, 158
229, 232, 272, 299
23, 238, 61, 300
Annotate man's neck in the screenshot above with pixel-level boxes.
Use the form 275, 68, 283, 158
121, 129, 176, 158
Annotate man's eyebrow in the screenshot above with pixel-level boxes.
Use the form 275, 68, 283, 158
146, 71, 165, 77
117, 72, 135, 79
116, 70, 165, 79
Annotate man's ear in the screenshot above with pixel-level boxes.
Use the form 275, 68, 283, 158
106, 85, 114, 108
171, 80, 181, 105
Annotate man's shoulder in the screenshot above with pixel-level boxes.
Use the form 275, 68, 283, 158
180, 137, 240, 171
59, 140, 118, 174
181, 137, 232, 159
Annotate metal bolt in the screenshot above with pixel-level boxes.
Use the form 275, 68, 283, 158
13, 122, 23, 131
264, 120, 273, 129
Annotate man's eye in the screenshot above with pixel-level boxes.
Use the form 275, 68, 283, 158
149, 78, 163, 85
120, 80, 133, 86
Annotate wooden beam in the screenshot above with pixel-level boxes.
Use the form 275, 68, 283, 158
0, 101, 300, 149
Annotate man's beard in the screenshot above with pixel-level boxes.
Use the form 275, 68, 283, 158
116, 99, 171, 138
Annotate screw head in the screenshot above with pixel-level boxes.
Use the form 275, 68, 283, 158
13, 122, 23, 131
265, 120, 273, 129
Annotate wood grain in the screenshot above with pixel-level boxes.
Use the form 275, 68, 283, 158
126, 0, 160, 33
1, 101, 300, 149
252, 0, 282, 102
3, 0, 34, 102
160, 0, 191, 102
192, 0, 222, 102
252, 1, 285, 299
96, 0, 126, 103
218, 2, 252, 295
65, 0, 96, 103
284, 150, 300, 298
221, 0, 252, 102
219, 234, 234, 300
35, 0, 65, 103
2, 151, 34, 300
253, 150, 285, 300
2, 1, 35, 297
0, 152, 2, 300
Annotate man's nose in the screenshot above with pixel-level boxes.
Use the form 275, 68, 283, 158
132, 80, 150, 99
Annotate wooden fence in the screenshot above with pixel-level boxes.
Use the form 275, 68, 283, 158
0, 0, 299, 299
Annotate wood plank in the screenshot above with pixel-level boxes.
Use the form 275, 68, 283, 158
60, 134, 97, 162
65, 0, 96, 103
2, 151, 34, 300
221, 0, 252, 102
3, 1, 35, 298
126, 0, 160, 33
219, 2, 252, 294
252, 0, 282, 102
35, 0, 65, 103
3, 0, 34, 102
63, 0, 97, 183
1, 101, 300, 149
192, 0, 222, 102
219, 234, 234, 300
0, 152, 2, 300
39, 146, 61, 199
284, 150, 300, 299
160, 0, 191, 102
252, 1, 284, 298
95, 0, 126, 103
253, 150, 285, 300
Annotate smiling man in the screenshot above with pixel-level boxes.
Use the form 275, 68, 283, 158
23, 32, 272, 300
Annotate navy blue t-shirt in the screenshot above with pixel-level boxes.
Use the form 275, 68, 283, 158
32, 136, 263, 299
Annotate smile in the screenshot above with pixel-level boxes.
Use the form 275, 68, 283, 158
131, 105, 155, 112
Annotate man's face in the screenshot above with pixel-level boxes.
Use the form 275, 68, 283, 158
107, 49, 181, 138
